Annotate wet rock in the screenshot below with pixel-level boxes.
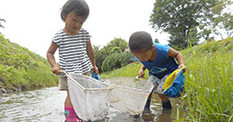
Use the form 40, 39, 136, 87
0, 88, 7, 94
17, 87, 22, 92
21, 85, 27, 91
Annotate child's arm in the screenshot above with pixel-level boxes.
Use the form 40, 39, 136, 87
168, 47, 186, 73
46, 41, 61, 74
138, 65, 146, 77
86, 40, 99, 74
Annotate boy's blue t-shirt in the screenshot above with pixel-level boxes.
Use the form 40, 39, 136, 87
139, 43, 178, 79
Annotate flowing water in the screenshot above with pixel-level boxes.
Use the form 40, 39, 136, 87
0, 86, 185, 122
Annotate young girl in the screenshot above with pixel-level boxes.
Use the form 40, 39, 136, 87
46, 0, 98, 121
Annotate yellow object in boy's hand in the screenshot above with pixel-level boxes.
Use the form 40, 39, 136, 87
163, 69, 182, 90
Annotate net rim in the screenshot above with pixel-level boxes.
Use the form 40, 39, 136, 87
66, 73, 113, 91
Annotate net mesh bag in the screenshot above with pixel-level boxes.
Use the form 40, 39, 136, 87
66, 73, 112, 121
104, 77, 154, 115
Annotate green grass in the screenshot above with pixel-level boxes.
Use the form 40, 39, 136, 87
100, 61, 149, 79
181, 38, 233, 121
0, 34, 58, 91
100, 37, 233, 122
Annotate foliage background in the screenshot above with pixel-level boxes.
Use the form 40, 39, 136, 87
94, 38, 135, 72
150, 0, 233, 49
0, 34, 58, 92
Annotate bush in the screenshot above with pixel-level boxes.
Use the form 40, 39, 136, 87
101, 51, 134, 71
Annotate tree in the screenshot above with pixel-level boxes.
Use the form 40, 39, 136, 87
93, 45, 100, 54
95, 46, 109, 72
106, 38, 128, 51
110, 47, 122, 54
101, 53, 122, 71
212, 3, 233, 37
94, 37, 135, 72
101, 51, 134, 71
0, 18, 6, 29
94, 38, 128, 72
150, 0, 232, 48
0, 18, 6, 34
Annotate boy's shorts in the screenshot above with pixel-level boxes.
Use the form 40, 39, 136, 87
149, 75, 168, 94
150, 69, 185, 98
59, 72, 91, 91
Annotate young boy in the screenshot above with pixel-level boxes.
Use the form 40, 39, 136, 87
128, 31, 186, 110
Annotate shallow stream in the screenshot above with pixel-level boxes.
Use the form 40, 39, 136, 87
0, 85, 185, 122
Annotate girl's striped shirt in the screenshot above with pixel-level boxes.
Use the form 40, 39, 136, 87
52, 28, 93, 74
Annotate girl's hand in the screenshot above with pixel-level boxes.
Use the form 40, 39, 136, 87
92, 66, 99, 74
138, 69, 145, 78
179, 64, 186, 73
52, 65, 62, 74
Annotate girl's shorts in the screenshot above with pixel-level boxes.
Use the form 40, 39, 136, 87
59, 72, 91, 91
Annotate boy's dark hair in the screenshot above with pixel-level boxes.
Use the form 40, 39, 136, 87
61, 0, 89, 21
129, 31, 153, 52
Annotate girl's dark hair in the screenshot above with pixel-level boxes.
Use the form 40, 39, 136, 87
61, 0, 89, 21
128, 31, 153, 52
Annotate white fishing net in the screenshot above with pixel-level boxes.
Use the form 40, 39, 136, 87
67, 74, 154, 121
67, 73, 112, 121
104, 77, 154, 115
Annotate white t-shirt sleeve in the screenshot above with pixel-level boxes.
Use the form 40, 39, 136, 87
82, 29, 91, 41
52, 32, 61, 46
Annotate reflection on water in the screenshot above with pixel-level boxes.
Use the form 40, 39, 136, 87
0, 87, 66, 121
0, 87, 184, 122
104, 94, 184, 122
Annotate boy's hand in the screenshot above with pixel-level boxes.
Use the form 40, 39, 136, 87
51, 65, 62, 74
179, 64, 186, 73
138, 69, 145, 78
92, 66, 99, 74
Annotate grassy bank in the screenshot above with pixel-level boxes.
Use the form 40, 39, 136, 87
0, 34, 58, 92
100, 37, 233, 122
182, 38, 233, 121
101, 61, 149, 79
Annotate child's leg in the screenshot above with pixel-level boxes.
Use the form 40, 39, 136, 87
157, 93, 172, 109
144, 92, 153, 110
64, 72, 90, 121
64, 90, 81, 121
59, 75, 81, 121
65, 90, 73, 106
